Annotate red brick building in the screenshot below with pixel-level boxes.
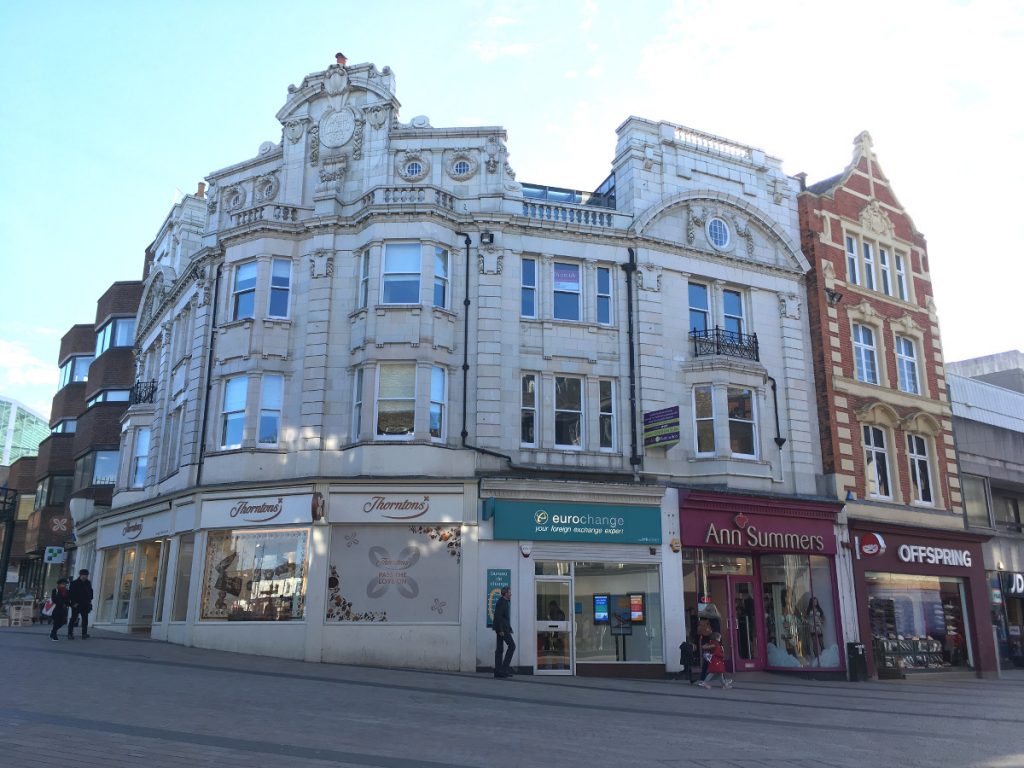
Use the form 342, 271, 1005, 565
798, 131, 996, 677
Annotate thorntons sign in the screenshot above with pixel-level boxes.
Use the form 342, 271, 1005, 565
201, 495, 311, 529
329, 490, 463, 524
230, 498, 284, 523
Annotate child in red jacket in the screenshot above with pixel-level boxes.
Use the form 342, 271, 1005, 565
698, 632, 734, 689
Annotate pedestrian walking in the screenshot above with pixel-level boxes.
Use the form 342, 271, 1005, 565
697, 632, 733, 689
68, 569, 94, 639
492, 586, 516, 678
48, 578, 72, 642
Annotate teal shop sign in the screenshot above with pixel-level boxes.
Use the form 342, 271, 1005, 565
491, 500, 661, 544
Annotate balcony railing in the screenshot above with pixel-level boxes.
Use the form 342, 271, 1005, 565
129, 380, 157, 405
689, 327, 759, 361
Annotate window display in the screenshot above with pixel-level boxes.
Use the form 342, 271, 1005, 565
573, 563, 663, 663
326, 525, 461, 623
201, 528, 308, 620
866, 572, 971, 671
761, 554, 839, 668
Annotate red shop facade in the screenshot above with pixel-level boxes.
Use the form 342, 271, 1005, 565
849, 519, 997, 678
678, 490, 844, 676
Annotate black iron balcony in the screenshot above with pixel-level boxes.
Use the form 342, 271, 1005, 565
129, 379, 157, 405
689, 327, 759, 361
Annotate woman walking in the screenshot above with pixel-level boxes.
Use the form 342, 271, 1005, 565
48, 578, 71, 642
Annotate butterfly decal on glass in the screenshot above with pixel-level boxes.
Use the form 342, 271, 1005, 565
431, 598, 446, 615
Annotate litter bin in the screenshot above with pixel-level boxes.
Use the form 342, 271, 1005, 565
846, 642, 868, 682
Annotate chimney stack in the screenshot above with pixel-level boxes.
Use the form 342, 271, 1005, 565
335, 52, 347, 67
196, 181, 206, 199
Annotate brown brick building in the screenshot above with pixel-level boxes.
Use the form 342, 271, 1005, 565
798, 132, 996, 677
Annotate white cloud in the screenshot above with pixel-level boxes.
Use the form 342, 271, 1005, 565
580, 0, 598, 31
470, 41, 534, 63
0, 339, 55, 417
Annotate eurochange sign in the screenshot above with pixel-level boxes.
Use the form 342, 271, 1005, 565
491, 500, 661, 544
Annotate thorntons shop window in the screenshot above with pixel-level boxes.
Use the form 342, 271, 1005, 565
201, 528, 308, 621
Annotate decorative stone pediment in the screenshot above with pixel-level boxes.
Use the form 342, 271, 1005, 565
308, 248, 335, 279
891, 313, 923, 337
900, 410, 942, 436
638, 263, 662, 292
847, 299, 883, 325
859, 200, 894, 239
854, 400, 900, 428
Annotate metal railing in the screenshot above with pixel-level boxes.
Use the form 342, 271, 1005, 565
689, 327, 759, 361
129, 380, 157, 405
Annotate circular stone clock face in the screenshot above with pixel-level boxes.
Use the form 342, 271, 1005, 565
320, 108, 355, 148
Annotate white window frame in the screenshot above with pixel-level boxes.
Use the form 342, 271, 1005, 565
231, 261, 257, 321
381, 243, 422, 306
907, 434, 934, 505
130, 427, 151, 489
693, 385, 715, 456
894, 252, 908, 301
429, 365, 447, 441
554, 375, 583, 449
521, 373, 537, 447
358, 251, 371, 309
845, 235, 860, 286
352, 368, 364, 439
596, 266, 613, 325
727, 386, 758, 459
598, 379, 615, 451
220, 376, 248, 449
552, 262, 581, 322
433, 247, 450, 309
258, 375, 284, 446
879, 247, 892, 296
375, 364, 416, 440
521, 257, 537, 318
895, 336, 920, 395
853, 323, 879, 385
863, 425, 891, 499
268, 258, 291, 319
862, 242, 876, 291
689, 283, 709, 333
723, 289, 745, 336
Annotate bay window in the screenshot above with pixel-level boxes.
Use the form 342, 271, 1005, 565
231, 262, 257, 320
130, 428, 151, 488
727, 387, 756, 457
433, 248, 450, 309
95, 318, 136, 356
268, 258, 291, 318
221, 376, 247, 449
430, 365, 447, 440
258, 375, 284, 445
382, 243, 421, 304
376, 364, 416, 437
693, 385, 715, 455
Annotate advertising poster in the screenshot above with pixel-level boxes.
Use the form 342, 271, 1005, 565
630, 592, 646, 624
593, 594, 610, 624
610, 594, 632, 636
326, 525, 461, 623
486, 569, 511, 627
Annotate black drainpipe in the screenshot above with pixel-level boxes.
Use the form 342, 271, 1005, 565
195, 263, 223, 487
622, 248, 642, 477
766, 375, 787, 449
454, 231, 513, 464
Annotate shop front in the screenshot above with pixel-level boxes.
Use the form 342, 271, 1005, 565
992, 571, 1024, 667
678, 490, 844, 675
849, 520, 997, 678
94, 506, 172, 631
484, 495, 666, 678
324, 484, 470, 671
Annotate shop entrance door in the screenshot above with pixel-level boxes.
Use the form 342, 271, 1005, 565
709, 575, 763, 672
130, 539, 167, 630
535, 578, 573, 674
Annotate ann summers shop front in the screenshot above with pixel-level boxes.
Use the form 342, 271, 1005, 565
678, 490, 844, 675
485, 496, 665, 677
849, 520, 997, 678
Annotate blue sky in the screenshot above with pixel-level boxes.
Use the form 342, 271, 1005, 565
1, 0, 1022, 418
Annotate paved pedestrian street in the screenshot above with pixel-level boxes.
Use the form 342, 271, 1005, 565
1, 626, 1022, 768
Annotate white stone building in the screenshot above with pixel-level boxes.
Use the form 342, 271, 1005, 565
94, 55, 838, 677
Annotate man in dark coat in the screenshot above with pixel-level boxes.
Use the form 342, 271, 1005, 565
68, 569, 94, 639
492, 586, 516, 678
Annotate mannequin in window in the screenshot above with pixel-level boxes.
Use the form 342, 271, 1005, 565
806, 596, 826, 658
